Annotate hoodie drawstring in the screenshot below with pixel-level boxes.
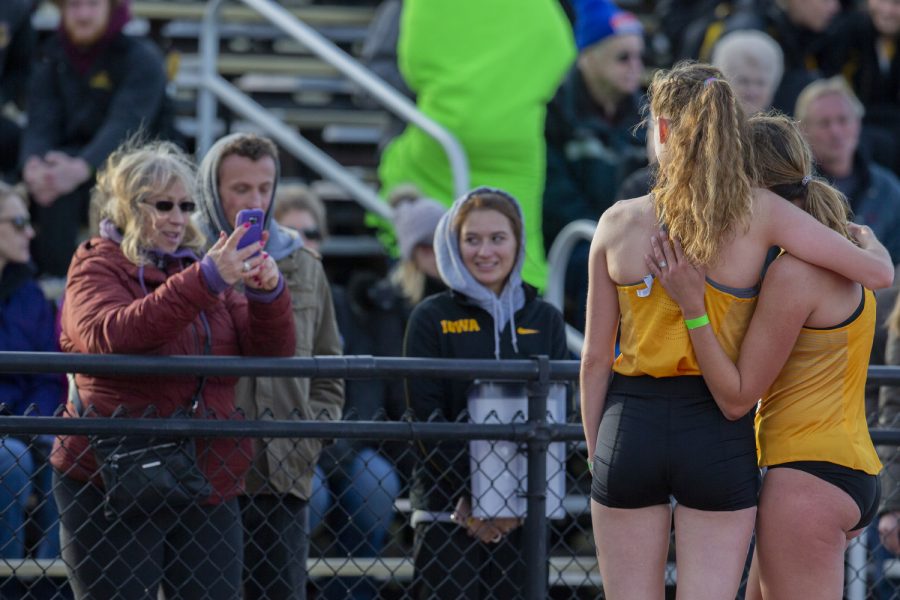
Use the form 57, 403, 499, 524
509, 293, 519, 355
489, 294, 519, 360
491, 297, 501, 360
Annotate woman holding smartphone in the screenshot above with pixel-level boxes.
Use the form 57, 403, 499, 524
51, 140, 295, 599
582, 62, 892, 600
644, 113, 882, 599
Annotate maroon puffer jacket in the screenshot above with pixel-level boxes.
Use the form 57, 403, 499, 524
51, 238, 295, 503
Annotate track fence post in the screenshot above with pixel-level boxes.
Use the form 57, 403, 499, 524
524, 355, 551, 600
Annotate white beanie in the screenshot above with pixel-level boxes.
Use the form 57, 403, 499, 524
393, 197, 447, 261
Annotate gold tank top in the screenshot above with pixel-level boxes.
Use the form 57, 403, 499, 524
756, 288, 881, 474
613, 276, 757, 378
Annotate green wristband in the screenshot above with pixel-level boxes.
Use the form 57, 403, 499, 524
684, 313, 710, 330
587, 459, 593, 474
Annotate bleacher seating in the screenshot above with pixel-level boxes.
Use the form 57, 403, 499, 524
34, 0, 391, 282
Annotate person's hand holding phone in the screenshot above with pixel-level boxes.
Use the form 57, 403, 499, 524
243, 246, 281, 292
206, 224, 264, 286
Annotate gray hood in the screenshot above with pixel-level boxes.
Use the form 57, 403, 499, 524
194, 133, 303, 261
434, 187, 527, 359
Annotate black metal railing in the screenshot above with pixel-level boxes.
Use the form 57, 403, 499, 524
1, 352, 900, 599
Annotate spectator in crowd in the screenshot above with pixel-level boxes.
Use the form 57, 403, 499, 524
543, 0, 647, 249
378, 0, 575, 289
195, 133, 343, 600
654, 0, 731, 60
51, 139, 295, 599
403, 187, 568, 598
824, 0, 900, 175
309, 186, 443, 600
0, 0, 34, 180
543, 0, 646, 332
581, 62, 892, 600
387, 186, 446, 306
713, 0, 843, 113
647, 113, 883, 600
274, 184, 327, 254
21, 0, 177, 278
711, 29, 784, 116
0, 183, 63, 565
797, 76, 900, 265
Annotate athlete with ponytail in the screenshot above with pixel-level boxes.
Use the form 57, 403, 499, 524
646, 113, 881, 599
581, 63, 892, 600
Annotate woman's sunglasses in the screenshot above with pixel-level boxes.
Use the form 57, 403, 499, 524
144, 200, 197, 213
0, 215, 32, 232
614, 50, 644, 63
301, 227, 322, 241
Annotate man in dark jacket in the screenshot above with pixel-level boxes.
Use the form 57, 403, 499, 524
21, 0, 175, 277
0, 0, 33, 180
798, 76, 900, 266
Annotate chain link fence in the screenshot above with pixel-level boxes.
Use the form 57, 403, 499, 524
0, 354, 898, 599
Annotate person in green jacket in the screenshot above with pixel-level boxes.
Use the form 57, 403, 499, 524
377, 0, 576, 289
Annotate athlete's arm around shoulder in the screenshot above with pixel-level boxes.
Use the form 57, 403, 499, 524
698, 256, 817, 419
580, 198, 637, 458
649, 236, 817, 419
754, 188, 894, 289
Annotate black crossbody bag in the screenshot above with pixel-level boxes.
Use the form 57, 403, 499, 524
69, 315, 213, 520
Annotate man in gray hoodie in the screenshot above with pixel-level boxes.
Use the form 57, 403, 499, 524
195, 133, 344, 600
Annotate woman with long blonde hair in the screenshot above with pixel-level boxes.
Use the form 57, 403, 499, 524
581, 62, 893, 600
646, 113, 882, 599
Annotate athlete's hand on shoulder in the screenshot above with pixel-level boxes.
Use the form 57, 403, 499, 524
644, 231, 706, 316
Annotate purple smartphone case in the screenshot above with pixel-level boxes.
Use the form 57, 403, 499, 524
235, 208, 264, 255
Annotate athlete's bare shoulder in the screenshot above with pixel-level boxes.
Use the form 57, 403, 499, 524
597, 194, 654, 242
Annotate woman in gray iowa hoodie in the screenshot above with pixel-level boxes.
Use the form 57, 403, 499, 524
403, 186, 568, 599
194, 132, 344, 600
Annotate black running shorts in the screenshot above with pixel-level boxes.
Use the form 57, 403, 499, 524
591, 375, 760, 511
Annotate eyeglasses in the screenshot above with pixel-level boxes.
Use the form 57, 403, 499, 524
614, 50, 644, 63
0, 215, 32, 232
144, 200, 197, 213
301, 228, 322, 241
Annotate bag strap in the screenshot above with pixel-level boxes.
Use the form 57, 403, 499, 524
188, 311, 213, 416
67, 373, 83, 417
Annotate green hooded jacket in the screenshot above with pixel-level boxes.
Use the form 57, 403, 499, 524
378, 0, 576, 288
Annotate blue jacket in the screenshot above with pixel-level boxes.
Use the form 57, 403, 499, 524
831, 153, 900, 266
0, 264, 62, 416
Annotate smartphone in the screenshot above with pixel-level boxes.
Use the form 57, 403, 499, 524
235, 208, 264, 256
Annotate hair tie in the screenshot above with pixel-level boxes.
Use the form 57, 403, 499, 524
703, 77, 721, 87
801, 175, 812, 187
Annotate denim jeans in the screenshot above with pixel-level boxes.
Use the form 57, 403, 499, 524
0, 437, 60, 559
310, 447, 401, 600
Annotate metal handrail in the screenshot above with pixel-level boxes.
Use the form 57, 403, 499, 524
197, 0, 470, 217
544, 219, 597, 355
